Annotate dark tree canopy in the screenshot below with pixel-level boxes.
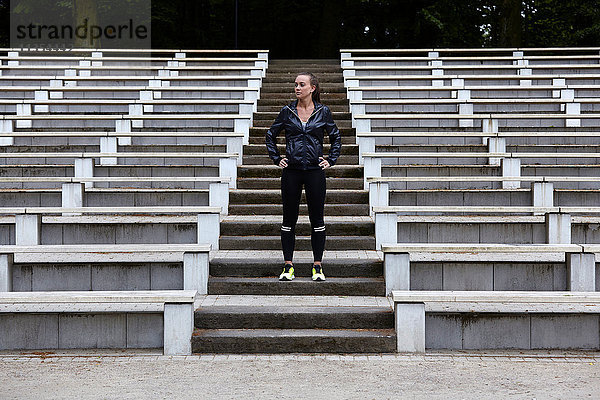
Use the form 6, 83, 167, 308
1, 0, 599, 57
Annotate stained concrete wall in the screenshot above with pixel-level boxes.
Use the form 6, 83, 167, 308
13, 262, 183, 291
410, 262, 567, 291
0, 313, 163, 350
426, 314, 600, 350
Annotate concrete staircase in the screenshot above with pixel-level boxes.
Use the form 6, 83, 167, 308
194, 59, 395, 353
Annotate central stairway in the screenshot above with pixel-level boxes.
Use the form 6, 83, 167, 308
193, 59, 395, 353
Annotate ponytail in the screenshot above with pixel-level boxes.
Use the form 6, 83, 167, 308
298, 72, 320, 104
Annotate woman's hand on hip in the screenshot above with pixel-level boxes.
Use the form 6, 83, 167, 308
319, 157, 330, 169
279, 158, 288, 168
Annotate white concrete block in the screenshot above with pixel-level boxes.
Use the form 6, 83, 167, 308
385, 253, 410, 295
175, 52, 186, 59
567, 253, 595, 292
140, 90, 153, 101
49, 80, 63, 87
79, 70, 91, 77
197, 213, 219, 250
49, 91, 63, 99
219, 158, 237, 189
149, 80, 162, 88
553, 79, 566, 87
35, 90, 49, 101
15, 215, 41, 246
566, 118, 581, 128
358, 136, 375, 164
183, 252, 209, 295
457, 90, 471, 101
129, 104, 143, 116
79, 60, 91, 67
61, 183, 85, 214
488, 137, 506, 166
75, 158, 95, 189
355, 119, 371, 134
117, 136, 132, 146
209, 182, 229, 216
16, 120, 32, 129
502, 158, 521, 189
158, 69, 169, 77
17, 104, 31, 116
375, 212, 397, 251
91, 51, 103, 58
482, 118, 498, 133
34, 105, 49, 113
163, 303, 193, 355
428, 51, 439, 58
369, 181, 389, 218
532, 182, 554, 210
226, 136, 244, 165
395, 302, 425, 353
363, 156, 381, 190
143, 105, 154, 113
0, 254, 13, 292
343, 69, 356, 78
132, 120, 144, 128
432, 80, 444, 87
452, 78, 465, 87
512, 51, 524, 57
432, 69, 444, 76
429, 60, 443, 67
100, 137, 118, 166
65, 69, 77, 76
244, 90, 258, 103
0, 121, 13, 146
234, 119, 251, 145
115, 120, 132, 133
566, 103, 581, 115
546, 213, 571, 244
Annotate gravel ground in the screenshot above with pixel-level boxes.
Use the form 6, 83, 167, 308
2, 351, 600, 399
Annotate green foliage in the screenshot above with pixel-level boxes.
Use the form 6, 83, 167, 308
0, 0, 598, 54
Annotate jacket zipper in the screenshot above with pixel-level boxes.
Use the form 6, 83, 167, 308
285, 104, 323, 168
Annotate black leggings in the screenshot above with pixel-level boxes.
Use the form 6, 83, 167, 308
281, 168, 326, 262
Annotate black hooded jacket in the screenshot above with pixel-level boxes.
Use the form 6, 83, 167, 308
265, 100, 342, 170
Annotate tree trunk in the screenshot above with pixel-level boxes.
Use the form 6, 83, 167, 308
73, 0, 99, 48
498, 0, 522, 47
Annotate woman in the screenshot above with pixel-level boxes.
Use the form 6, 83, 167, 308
265, 72, 342, 282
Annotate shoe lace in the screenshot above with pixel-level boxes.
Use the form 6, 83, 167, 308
313, 265, 322, 274
284, 264, 293, 273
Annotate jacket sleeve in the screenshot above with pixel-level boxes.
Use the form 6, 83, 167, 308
323, 106, 341, 166
265, 106, 286, 165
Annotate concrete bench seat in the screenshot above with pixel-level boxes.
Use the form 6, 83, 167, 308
0, 290, 197, 354
0, 65, 265, 78
0, 75, 263, 89
0, 206, 221, 248
381, 244, 594, 295
0, 86, 261, 103
0, 98, 257, 116
0, 243, 210, 293
391, 290, 600, 352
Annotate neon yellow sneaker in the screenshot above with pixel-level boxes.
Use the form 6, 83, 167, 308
279, 264, 295, 281
312, 265, 326, 281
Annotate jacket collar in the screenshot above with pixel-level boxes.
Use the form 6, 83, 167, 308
287, 99, 323, 121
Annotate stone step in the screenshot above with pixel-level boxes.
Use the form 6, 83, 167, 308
242, 154, 359, 165
192, 328, 396, 353
194, 306, 393, 329
208, 276, 385, 296
238, 165, 363, 178
250, 126, 355, 136
260, 85, 346, 93
253, 118, 352, 128
262, 76, 345, 84
209, 257, 382, 277
259, 92, 349, 100
243, 144, 358, 155
219, 235, 374, 250
253, 111, 352, 120
229, 189, 368, 204
249, 136, 356, 145
258, 98, 349, 107
227, 204, 369, 216
236, 177, 363, 190
220, 218, 374, 236
258, 105, 349, 113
